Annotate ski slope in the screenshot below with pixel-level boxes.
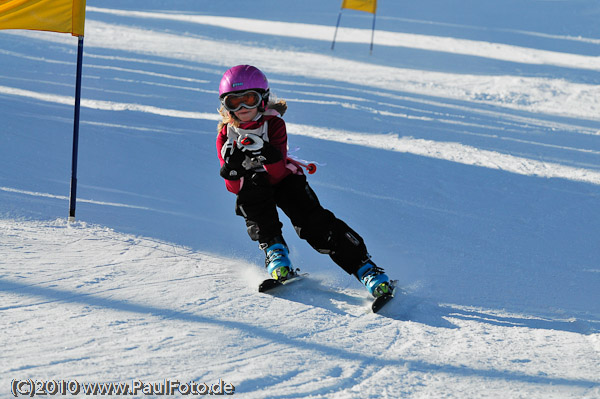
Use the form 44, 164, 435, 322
1, 0, 599, 397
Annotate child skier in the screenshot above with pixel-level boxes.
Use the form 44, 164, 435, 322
216, 64, 394, 298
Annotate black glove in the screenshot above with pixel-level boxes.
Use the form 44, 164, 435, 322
238, 134, 282, 165
220, 140, 246, 180
249, 172, 270, 187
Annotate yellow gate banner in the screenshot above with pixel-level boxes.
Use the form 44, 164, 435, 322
341, 0, 377, 14
0, 0, 86, 36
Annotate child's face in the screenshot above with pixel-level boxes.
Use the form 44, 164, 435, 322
234, 107, 259, 122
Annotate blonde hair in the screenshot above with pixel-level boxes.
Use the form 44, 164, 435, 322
217, 95, 288, 132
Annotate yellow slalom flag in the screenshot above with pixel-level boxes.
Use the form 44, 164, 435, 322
0, 0, 86, 36
341, 0, 377, 14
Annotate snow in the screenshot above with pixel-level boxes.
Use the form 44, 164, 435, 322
1, 0, 599, 397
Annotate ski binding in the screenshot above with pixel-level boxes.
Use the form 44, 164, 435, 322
371, 280, 399, 313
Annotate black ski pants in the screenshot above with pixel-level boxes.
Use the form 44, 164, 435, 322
235, 173, 369, 276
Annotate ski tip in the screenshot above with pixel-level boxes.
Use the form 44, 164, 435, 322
258, 272, 308, 293
258, 278, 280, 293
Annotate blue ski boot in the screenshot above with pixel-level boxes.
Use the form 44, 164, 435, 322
357, 261, 394, 298
261, 238, 293, 281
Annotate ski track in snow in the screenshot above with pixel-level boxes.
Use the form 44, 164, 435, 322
1, 219, 599, 398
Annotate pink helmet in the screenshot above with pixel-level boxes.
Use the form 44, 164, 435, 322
219, 65, 269, 98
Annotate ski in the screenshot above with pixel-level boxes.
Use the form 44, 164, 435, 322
258, 271, 308, 293
259, 272, 397, 313
371, 294, 394, 313
371, 280, 399, 313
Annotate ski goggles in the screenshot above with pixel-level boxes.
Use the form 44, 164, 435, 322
221, 90, 265, 112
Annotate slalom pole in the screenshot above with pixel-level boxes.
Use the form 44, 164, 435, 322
369, 12, 376, 55
68, 35, 84, 222
331, 10, 343, 50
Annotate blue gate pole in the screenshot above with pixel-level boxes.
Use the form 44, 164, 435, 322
331, 10, 343, 50
370, 12, 376, 55
69, 35, 84, 222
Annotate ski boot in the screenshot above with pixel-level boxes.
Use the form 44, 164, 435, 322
357, 260, 394, 298
260, 237, 293, 281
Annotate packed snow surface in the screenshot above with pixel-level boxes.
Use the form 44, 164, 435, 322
1, 0, 599, 397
